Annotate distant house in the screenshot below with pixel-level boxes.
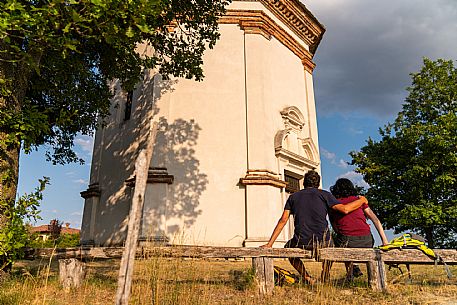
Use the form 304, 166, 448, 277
30, 221, 80, 241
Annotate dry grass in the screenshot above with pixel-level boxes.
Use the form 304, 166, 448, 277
1, 257, 457, 305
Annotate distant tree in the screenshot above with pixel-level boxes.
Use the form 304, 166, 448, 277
48, 219, 63, 240
351, 58, 457, 248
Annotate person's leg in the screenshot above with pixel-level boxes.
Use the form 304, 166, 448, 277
288, 257, 315, 284
345, 262, 354, 281
349, 234, 373, 279
352, 264, 363, 277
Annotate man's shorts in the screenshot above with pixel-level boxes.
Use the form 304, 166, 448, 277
284, 237, 334, 251
334, 234, 374, 248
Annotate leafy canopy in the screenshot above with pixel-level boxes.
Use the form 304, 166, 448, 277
0, 0, 229, 164
351, 58, 457, 248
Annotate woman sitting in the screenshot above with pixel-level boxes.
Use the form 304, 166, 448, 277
329, 178, 389, 280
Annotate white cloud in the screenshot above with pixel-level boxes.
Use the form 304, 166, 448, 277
321, 147, 336, 161
321, 147, 350, 169
304, 0, 457, 118
338, 159, 349, 169
73, 179, 88, 185
74, 135, 94, 154
71, 211, 83, 216
338, 171, 370, 189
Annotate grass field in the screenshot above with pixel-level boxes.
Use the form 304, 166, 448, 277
1, 258, 456, 305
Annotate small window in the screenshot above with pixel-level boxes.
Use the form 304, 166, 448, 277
124, 91, 133, 121
285, 170, 301, 194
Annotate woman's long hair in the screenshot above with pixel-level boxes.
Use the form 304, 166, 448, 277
330, 178, 357, 199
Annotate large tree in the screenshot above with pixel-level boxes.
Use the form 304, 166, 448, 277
351, 58, 457, 248
0, 1, 228, 202
0, 0, 229, 267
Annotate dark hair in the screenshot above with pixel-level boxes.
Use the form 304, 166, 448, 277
330, 178, 357, 199
303, 170, 320, 188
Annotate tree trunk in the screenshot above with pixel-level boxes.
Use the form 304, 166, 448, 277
0, 41, 41, 202
0, 40, 41, 272
0, 60, 22, 272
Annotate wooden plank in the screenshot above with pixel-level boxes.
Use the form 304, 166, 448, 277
25, 247, 125, 259
26, 246, 457, 264
116, 121, 159, 305
318, 248, 457, 264
143, 246, 312, 259
252, 257, 274, 295
25, 246, 312, 260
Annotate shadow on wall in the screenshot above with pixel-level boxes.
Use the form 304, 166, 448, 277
91, 72, 208, 246
157, 116, 207, 226
143, 117, 208, 241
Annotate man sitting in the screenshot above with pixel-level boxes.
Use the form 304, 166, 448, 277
261, 170, 367, 283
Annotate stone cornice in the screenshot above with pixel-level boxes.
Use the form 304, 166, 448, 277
220, 10, 316, 72
232, 0, 325, 54
239, 170, 287, 188
275, 147, 320, 169
126, 167, 174, 187
81, 183, 101, 199
260, 0, 325, 54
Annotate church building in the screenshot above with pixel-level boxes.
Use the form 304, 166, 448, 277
80, 0, 325, 247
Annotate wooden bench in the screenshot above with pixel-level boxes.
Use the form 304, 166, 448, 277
318, 248, 457, 292
25, 246, 457, 295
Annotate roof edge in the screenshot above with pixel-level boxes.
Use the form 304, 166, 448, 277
257, 0, 326, 55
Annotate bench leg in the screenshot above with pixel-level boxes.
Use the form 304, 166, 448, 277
59, 258, 86, 290
252, 257, 274, 295
366, 258, 387, 292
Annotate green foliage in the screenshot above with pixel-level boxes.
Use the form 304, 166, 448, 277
0, 0, 230, 164
29, 233, 80, 248
351, 58, 457, 248
0, 178, 49, 269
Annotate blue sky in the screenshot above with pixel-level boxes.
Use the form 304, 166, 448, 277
17, 0, 457, 238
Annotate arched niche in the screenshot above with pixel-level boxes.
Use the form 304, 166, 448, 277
275, 106, 320, 173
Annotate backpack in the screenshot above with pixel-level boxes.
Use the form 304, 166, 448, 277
378, 233, 452, 279
273, 266, 300, 286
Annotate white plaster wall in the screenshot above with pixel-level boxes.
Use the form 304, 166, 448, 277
146, 23, 248, 246
244, 33, 309, 171
83, 77, 156, 245
244, 185, 285, 246
82, 1, 321, 247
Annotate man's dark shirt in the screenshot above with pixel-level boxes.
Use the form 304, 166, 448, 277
284, 188, 340, 246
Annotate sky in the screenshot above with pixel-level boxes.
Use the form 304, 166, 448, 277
17, 0, 457, 234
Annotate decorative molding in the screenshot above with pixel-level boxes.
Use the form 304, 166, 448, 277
301, 137, 320, 164
126, 167, 174, 187
258, 0, 325, 54
80, 183, 101, 199
275, 147, 320, 169
275, 106, 320, 169
239, 170, 287, 188
280, 106, 305, 132
220, 10, 316, 73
